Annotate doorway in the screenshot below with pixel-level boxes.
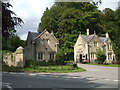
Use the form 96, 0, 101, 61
80, 54, 82, 63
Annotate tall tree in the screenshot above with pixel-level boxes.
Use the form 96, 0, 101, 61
2, 1, 24, 51
2, 2, 23, 39
39, 2, 102, 60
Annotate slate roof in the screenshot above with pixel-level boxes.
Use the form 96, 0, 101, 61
99, 37, 109, 43
30, 32, 40, 40
81, 34, 109, 43
81, 35, 94, 42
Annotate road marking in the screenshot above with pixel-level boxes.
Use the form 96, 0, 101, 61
5, 84, 13, 90
104, 79, 110, 81
29, 73, 37, 76
2, 72, 8, 73
72, 76, 80, 78
87, 77, 95, 80
9, 72, 17, 74
65, 76, 71, 78
113, 80, 119, 82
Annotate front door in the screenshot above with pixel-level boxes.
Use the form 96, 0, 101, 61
80, 54, 82, 63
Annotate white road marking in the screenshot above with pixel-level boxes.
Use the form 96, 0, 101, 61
113, 80, 119, 82
86, 78, 95, 80
9, 72, 16, 74
5, 84, 13, 90
72, 77, 80, 78
65, 76, 71, 78
29, 73, 37, 76
2, 72, 8, 73
104, 79, 110, 81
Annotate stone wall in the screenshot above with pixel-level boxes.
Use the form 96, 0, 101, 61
3, 46, 24, 67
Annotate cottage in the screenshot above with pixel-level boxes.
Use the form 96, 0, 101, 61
74, 29, 115, 63
24, 29, 59, 61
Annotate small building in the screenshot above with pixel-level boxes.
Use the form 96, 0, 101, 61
74, 29, 116, 63
24, 29, 59, 61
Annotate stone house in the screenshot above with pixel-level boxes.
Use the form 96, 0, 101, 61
24, 29, 59, 61
74, 29, 116, 63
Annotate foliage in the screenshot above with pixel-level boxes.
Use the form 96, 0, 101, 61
95, 49, 106, 64
99, 8, 120, 62
2, 1, 23, 39
2, 1, 24, 52
38, 2, 120, 62
2, 35, 25, 52
38, 2, 101, 61
25, 59, 66, 67
2, 65, 86, 73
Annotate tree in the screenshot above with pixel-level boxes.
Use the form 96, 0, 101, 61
2, 1, 24, 51
2, 35, 25, 52
39, 2, 102, 61
95, 49, 106, 64
2, 2, 23, 39
100, 8, 120, 62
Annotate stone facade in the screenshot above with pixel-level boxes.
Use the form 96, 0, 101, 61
24, 29, 59, 61
74, 29, 116, 63
3, 46, 24, 67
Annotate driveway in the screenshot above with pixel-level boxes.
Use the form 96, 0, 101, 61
66, 64, 119, 81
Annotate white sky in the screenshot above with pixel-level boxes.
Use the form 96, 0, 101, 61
9, 0, 119, 40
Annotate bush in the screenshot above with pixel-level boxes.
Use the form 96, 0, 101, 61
25, 59, 66, 67
95, 49, 106, 64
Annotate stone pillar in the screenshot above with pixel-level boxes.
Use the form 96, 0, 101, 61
14, 46, 24, 67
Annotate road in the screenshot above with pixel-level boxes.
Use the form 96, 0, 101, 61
2, 64, 120, 89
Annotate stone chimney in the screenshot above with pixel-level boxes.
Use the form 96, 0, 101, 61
106, 32, 109, 38
87, 29, 89, 35
51, 30, 54, 35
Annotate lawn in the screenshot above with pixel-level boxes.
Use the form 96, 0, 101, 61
2, 65, 86, 73
87, 63, 120, 67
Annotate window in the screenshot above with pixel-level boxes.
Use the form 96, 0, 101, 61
108, 44, 111, 50
108, 53, 112, 59
45, 48, 48, 50
94, 41, 98, 47
91, 52, 95, 59
38, 53, 44, 60
55, 43, 59, 48
49, 53, 54, 60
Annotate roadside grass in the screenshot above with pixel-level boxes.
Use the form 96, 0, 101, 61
2, 65, 86, 73
87, 63, 120, 67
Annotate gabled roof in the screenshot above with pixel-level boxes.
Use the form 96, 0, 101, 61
99, 37, 109, 43
30, 32, 40, 40
81, 35, 94, 42
27, 30, 59, 42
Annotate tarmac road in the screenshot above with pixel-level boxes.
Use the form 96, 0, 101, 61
2, 64, 120, 89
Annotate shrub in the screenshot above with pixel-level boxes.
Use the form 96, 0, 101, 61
95, 49, 106, 64
55, 53, 66, 65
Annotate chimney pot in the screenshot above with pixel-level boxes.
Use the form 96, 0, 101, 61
87, 29, 89, 35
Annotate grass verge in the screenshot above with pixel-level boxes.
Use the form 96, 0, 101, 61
87, 63, 120, 67
2, 65, 86, 73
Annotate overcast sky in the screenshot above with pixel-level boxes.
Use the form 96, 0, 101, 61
10, 0, 120, 40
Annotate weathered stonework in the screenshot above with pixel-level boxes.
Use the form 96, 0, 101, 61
3, 46, 24, 67
24, 29, 59, 61
74, 29, 116, 64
